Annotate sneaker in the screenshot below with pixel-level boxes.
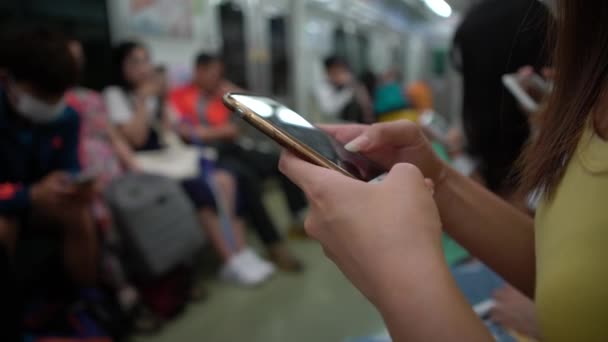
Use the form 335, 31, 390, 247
241, 248, 276, 279
219, 251, 269, 286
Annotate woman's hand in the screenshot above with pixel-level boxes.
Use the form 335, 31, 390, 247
323, 120, 447, 183
279, 152, 444, 306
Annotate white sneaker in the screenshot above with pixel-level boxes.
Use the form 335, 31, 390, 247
241, 248, 275, 279
219, 250, 270, 286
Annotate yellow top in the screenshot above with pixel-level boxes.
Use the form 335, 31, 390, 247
535, 126, 608, 341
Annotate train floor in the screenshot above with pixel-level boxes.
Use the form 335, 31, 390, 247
134, 184, 386, 342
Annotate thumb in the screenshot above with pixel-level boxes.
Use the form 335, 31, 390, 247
278, 151, 342, 196
344, 120, 422, 153
382, 163, 428, 192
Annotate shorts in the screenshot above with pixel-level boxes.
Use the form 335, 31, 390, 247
181, 177, 215, 210
180, 174, 245, 216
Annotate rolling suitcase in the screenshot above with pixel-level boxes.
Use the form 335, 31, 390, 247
105, 173, 204, 278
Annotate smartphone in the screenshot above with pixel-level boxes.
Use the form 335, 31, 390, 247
223, 93, 386, 181
502, 73, 551, 114
419, 110, 450, 145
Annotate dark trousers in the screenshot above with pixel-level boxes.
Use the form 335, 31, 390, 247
217, 144, 307, 247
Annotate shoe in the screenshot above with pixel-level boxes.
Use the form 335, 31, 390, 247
241, 248, 276, 279
219, 251, 269, 286
269, 244, 304, 273
131, 304, 163, 334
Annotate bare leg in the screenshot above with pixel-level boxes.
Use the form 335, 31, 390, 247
212, 171, 236, 215
0, 216, 18, 257
198, 208, 238, 261
60, 205, 99, 286
208, 171, 247, 253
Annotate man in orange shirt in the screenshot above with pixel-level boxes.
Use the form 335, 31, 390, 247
171, 54, 306, 272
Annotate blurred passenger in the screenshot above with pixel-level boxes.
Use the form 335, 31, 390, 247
0, 28, 98, 337
170, 53, 304, 272
315, 56, 374, 123
104, 42, 274, 286
448, 0, 550, 338
406, 81, 434, 113
373, 68, 417, 122
66, 39, 160, 331
359, 70, 378, 103
451, 0, 549, 201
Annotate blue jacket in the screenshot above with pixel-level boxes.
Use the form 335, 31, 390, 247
0, 89, 81, 217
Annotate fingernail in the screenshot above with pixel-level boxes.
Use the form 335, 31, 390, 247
345, 135, 370, 152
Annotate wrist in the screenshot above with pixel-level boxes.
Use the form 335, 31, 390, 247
432, 162, 452, 196
369, 245, 447, 310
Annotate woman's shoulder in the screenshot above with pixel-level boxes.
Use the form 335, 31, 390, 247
576, 117, 608, 173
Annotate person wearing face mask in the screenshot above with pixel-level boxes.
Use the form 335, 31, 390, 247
0, 28, 99, 338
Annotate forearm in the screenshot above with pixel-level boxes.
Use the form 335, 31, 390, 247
108, 126, 138, 170
120, 107, 150, 148
435, 167, 536, 296
375, 248, 493, 341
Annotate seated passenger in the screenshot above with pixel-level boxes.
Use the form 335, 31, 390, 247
170, 53, 305, 271
104, 42, 273, 286
65, 39, 161, 332
0, 28, 98, 336
314, 56, 373, 123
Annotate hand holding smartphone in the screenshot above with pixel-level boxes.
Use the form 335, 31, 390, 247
223, 93, 386, 182
502, 72, 551, 114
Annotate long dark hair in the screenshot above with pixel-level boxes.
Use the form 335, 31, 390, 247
111, 41, 146, 91
520, 0, 608, 197
453, 0, 549, 193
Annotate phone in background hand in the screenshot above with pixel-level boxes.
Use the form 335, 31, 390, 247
223, 93, 386, 182
502, 73, 552, 114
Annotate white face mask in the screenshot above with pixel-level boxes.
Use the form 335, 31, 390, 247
15, 92, 65, 123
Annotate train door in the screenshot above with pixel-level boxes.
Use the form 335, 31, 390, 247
269, 15, 290, 99
219, 1, 248, 89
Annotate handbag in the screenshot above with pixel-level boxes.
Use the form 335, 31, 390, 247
134, 130, 211, 181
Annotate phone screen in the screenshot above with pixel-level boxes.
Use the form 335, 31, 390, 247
229, 94, 386, 181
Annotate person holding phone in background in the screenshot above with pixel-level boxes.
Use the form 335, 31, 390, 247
279, 0, 608, 340
104, 42, 274, 286
171, 54, 305, 272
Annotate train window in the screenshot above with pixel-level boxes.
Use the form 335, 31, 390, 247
0, 0, 112, 90
270, 16, 289, 95
220, 2, 248, 89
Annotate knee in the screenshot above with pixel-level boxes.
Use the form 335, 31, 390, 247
0, 216, 17, 252
212, 171, 237, 194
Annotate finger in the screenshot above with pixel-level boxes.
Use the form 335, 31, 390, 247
424, 178, 435, 195
344, 120, 421, 153
383, 163, 426, 188
318, 124, 367, 144
278, 150, 341, 195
